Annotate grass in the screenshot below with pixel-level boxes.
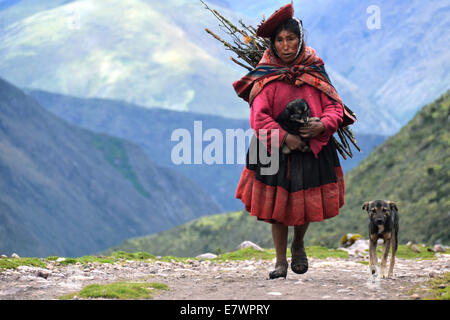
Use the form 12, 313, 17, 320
51, 251, 155, 266
409, 272, 450, 300
1, 244, 446, 271
395, 245, 445, 260
156, 255, 198, 263
369, 244, 447, 260
110, 251, 154, 260
305, 246, 348, 259
59, 281, 169, 300
0, 257, 46, 270
356, 244, 449, 266
212, 246, 348, 262
423, 273, 450, 300
213, 247, 275, 262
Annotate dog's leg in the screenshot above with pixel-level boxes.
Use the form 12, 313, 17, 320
381, 236, 391, 278
389, 228, 398, 278
369, 236, 378, 276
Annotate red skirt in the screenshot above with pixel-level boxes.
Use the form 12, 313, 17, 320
235, 136, 345, 226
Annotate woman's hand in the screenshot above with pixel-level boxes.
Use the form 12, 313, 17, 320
298, 121, 325, 139
284, 133, 307, 151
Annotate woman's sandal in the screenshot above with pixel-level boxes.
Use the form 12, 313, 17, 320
269, 263, 288, 279
291, 243, 308, 274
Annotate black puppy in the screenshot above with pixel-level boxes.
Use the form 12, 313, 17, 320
275, 99, 320, 154
362, 200, 399, 278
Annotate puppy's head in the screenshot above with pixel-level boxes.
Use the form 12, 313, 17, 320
362, 200, 397, 226
286, 99, 310, 124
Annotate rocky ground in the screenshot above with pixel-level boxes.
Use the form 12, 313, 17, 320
0, 252, 448, 300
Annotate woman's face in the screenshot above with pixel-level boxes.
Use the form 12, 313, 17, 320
274, 30, 300, 65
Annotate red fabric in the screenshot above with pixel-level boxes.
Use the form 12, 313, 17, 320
256, 3, 294, 38
232, 45, 356, 128
249, 46, 344, 107
250, 80, 344, 158
235, 166, 345, 226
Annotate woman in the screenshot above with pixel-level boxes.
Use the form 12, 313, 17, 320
234, 4, 353, 279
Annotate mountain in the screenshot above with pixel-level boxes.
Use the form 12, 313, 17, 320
309, 89, 450, 247
220, 0, 450, 128
0, 0, 249, 120
25, 88, 387, 212
103, 210, 272, 257
106, 90, 450, 256
2, 0, 447, 135
0, 76, 221, 257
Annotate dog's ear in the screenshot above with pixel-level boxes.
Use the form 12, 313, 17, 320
387, 201, 398, 212
362, 201, 370, 211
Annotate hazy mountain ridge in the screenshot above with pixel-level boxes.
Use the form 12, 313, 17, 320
0, 0, 249, 120
221, 0, 450, 127
1, 0, 448, 135
0, 76, 221, 257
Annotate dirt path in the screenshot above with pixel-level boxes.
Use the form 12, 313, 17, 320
0, 253, 448, 300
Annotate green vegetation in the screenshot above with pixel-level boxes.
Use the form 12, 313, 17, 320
356, 245, 449, 265
47, 246, 348, 267
49, 251, 155, 266
0, 257, 46, 270
89, 133, 151, 198
103, 210, 274, 257
0, 246, 349, 272
395, 245, 442, 260
59, 281, 169, 300
304, 246, 348, 259
423, 273, 450, 300
156, 256, 198, 263
213, 246, 348, 262
110, 251, 154, 260
213, 247, 275, 262
57, 256, 113, 266
0, 252, 157, 271
46, 256, 59, 261
2, 243, 446, 276
409, 272, 450, 300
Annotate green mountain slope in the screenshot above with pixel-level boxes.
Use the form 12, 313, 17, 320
308, 89, 450, 246
0, 76, 221, 257
103, 210, 273, 257
106, 90, 449, 256
0, 0, 249, 120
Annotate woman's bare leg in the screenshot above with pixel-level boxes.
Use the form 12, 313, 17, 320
270, 223, 289, 278
291, 222, 310, 274
293, 222, 309, 247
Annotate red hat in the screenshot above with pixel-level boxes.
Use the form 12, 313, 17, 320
256, 3, 294, 38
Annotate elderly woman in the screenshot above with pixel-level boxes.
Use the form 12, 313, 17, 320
234, 4, 354, 279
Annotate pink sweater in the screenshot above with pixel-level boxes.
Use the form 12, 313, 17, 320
250, 81, 344, 158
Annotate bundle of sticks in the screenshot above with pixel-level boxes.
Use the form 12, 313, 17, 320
201, 0, 361, 159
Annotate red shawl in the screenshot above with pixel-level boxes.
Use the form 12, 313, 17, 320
232, 46, 356, 127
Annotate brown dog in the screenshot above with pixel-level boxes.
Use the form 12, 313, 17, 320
362, 200, 399, 278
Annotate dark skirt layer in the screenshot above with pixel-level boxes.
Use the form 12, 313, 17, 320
235, 135, 345, 226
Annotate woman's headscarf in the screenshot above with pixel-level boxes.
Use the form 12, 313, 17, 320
233, 44, 340, 103
232, 45, 356, 127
